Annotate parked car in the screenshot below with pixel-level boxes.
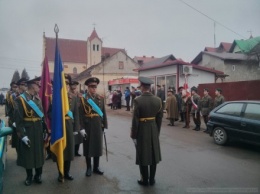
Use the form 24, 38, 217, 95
207, 101, 260, 146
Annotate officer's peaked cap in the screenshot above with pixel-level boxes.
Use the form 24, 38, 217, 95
138, 77, 153, 85
85, 77, 100, 85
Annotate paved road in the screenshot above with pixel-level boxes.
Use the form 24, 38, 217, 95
1, 106, 260, 194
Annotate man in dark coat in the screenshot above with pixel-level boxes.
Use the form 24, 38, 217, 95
124, 87, 130, 111
15, 77, 45, 186
165, 89, 178, 126
130, 77, 163, 186
79, 77, 108, 177
69, 80, 83, 157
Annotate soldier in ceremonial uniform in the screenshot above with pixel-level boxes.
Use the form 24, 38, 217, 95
51, 74, 80, 182
181, 90, 192, 128
214, 88, 225, 109
15, 77, 45, 186
199, 88, 213, 133
79, 77, 108, 177
190, 86, 201, 131
6, 81, 19, 150
69, 80, 83, 157
130, 77, 163, 186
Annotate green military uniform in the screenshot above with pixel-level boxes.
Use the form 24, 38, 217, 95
214, 95, 225, 109
131, 76, 163, 186
131, 92, 163, 165
15, 92, 45, 170
199, 94, 213, 126
181, 96, 192, 128
79, 93, 107, 157
6, 91, 20, 149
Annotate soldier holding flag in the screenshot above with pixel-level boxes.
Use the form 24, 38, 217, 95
190, 86, 201, 131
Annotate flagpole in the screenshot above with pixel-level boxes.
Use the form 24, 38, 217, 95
54, 24, 59, 40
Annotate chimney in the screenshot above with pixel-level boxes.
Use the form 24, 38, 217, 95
143, 55, 146, 58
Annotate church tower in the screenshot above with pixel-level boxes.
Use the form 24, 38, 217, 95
87, 28, 102, 68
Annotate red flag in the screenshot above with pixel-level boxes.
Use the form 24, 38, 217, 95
39, 56, 52, 132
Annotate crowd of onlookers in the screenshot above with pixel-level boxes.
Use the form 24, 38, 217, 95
0, 93, 5, 105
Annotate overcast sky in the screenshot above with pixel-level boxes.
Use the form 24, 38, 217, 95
0, 0, 259, 87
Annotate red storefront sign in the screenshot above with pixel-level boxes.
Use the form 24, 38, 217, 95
108, 78, 139, 85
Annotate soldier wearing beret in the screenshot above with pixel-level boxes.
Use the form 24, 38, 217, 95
69, 80, 83, 157
130, 77, 163, 186
50, 74, 80, 182
199, 88, 213, 133
79, 77, 108, 177
190, 86, 201, 131
15, 77, 45, 186
214, 88, 225, 109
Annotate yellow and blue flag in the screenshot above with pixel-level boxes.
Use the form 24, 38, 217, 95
50, 38, 69, 176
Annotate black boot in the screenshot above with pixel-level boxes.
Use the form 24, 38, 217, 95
85, 157, 92, 177
149, 165, 157, 186
137, 166, 148, 186
57, 163, 64, 183
195, 125, 200, 131
64, 161, 73, 180
34, 167, 42, 184
75, 144, 81, 156
25, 169, 33, 186
93, 157, 104, 175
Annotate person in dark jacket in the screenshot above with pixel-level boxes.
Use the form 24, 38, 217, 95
214, 88, 225, 109
124, 87, 130, 111
79, 77, 108, 177
131, 77, 163, 186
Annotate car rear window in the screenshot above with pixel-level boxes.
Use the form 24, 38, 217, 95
216, 103, 243, 116
244, 103, 260, 120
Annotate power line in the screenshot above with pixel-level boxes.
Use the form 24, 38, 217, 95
0, 56, 41, 63
179, 0, 247, 39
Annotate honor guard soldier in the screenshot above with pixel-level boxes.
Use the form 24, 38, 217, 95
181, 90, 192, 128
15, 77, 46, 186
51, 74, 80, 182
130, 77, 163, 186
69, 80, 83, 157
199, 88, 213, 133
190, 86, 201, 131
214, 88, 225, 109
79, 77, 108, 177
6, 81, 19, 150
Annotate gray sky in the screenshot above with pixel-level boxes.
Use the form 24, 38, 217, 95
0, 0, 259, 87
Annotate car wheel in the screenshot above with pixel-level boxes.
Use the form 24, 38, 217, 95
213, 127, 227, 145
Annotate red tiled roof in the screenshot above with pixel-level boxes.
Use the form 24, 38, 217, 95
204, 47, 217, 52
220, 42, 232, 52
46, 37, 87, 63
45, 37, 125, 63
137, 59, 223, 74
88, 28, 102, 42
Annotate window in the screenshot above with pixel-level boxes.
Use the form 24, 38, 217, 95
216, 103, 243, 117
244, 103, 260, 120
119, 61, 124, 69
93, 44, 95, 51
73, 67, 77, 74
97, 45, 99, 51
166, 75, 176, 91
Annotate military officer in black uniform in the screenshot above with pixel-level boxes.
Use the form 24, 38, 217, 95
131, 77, 163, 186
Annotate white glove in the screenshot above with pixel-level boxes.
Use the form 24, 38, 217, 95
22, 136, 30, 146
12, 122, 16, 127
80, 129, 87, 138
73, 132, 78, 135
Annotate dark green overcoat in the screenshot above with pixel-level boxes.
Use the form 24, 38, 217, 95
131, 92, 163, 166
79, 93, 108, 157
199, 95, 213, 115
214, 95, 225, 109
50, 93, 80, 162
15, 92, 44, 169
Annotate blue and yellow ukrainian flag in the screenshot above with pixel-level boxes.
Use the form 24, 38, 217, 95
50, 38, 69, 176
